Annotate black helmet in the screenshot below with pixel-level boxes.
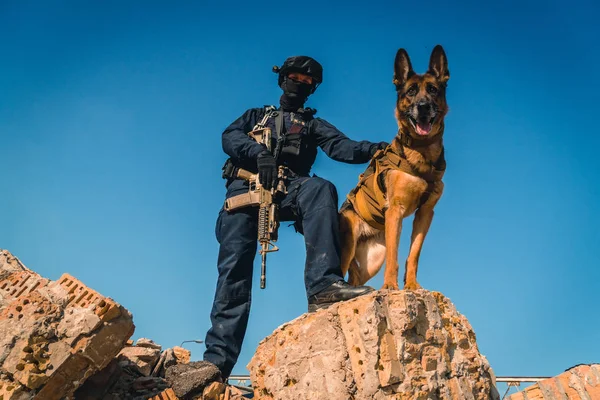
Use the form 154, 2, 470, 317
273, 56, 323, 89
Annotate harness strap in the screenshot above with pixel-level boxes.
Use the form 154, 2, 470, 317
386, 144, 446, 183
272, 110, 285, 160
345, 139, 446, 230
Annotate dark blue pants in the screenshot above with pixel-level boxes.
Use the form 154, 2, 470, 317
203, 176, 344, 377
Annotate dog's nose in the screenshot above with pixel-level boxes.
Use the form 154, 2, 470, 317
417, 101, 431, 112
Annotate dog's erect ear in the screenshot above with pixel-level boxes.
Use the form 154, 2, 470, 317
428, 45, 449, 83
393, 49, 414, 89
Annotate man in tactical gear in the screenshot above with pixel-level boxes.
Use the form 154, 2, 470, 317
201, 55, 388, 386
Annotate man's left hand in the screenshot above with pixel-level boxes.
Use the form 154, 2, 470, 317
369, 141, 389, 157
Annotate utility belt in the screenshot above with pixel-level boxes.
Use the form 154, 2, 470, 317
221, 158, 250, 182
222, 158, 302, 182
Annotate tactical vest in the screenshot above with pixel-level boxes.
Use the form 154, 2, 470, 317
342, 143, 446, 230
263, 109, 316, 177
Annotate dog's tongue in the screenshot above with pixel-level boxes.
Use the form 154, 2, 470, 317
416, 122, 432, 136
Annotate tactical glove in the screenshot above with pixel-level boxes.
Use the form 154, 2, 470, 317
257, 151, 277, 190
369, 141, 389, 157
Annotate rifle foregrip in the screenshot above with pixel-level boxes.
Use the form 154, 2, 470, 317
258, 207, 268, 241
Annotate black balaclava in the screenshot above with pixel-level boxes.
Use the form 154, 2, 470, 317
274, 56, 323, 111
279, 76, 313, 111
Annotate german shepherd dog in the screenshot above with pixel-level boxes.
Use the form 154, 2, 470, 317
340, 45, 449, 290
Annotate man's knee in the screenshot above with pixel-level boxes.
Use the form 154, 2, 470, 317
303, 177, 338, 201
296, 177, 339, 217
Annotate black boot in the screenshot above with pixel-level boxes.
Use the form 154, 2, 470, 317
165, 360, 223, 399
307, 280, 374, 312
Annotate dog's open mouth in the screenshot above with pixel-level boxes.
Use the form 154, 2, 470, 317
409, 117, 435, 136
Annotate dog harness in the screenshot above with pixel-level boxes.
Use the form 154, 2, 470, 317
342, 131, 446, 230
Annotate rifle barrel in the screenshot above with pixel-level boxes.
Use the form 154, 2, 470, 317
260, 251, 267, 289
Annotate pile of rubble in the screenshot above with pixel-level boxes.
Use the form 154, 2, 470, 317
76, 338, 247, 399
74, 338, 187, 399
0, 250, 246, 400
506, 364, 600, 400
0, 250, 134, 399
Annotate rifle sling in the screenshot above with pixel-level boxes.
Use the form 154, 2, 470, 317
273, 110, 285, 160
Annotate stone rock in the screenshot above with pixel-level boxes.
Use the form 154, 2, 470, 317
165, 361, 222, 399
119, 345, 162, 376
136, 337, 162, 351
247, 290, 500, 400
0, 374, 30, 400
132, 375, 169, 392
76, 356, 171, 399
162, 349, 178, 376
0, 251, 33, 281
173, 346, 191, 364
72, 358, 122, 399
152, 346, 192, 378
151, 349, 171, 377
201, 382, 248, 400
202, 381, 227, 399
506, 364, 600, 400
228, 385, 249, 398
57, 307, 102, 345
0, 249, 135, 399
149, 388, 179, 400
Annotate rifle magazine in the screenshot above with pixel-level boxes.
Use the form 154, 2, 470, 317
224, 192, 261, 211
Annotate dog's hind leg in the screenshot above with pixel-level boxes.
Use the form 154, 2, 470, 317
339, 210, 359, 280
365, 235, 386, 283
347, 259, 363, 286
404, 206, 435, 290
353, 235, 386, 286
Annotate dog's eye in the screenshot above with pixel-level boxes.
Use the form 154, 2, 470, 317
427, 84, 438, 95
406, 86, 418, 96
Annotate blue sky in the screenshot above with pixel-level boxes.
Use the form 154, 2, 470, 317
1, 0, 598, 394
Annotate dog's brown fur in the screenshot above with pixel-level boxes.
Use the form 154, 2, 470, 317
340, 45, 450, 290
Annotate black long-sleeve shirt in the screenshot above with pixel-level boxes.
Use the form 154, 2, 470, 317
222, 107, 379, 176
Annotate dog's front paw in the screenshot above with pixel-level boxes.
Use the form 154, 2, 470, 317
381, 282, 400, 290
403, 281, 422, 291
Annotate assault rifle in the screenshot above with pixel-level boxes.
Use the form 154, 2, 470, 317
222, 119, 288, 289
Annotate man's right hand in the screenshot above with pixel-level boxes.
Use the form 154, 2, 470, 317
257, 151, 277, 190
